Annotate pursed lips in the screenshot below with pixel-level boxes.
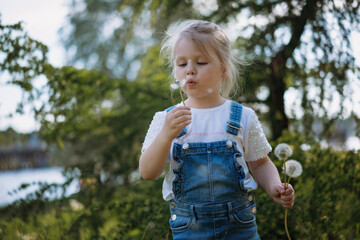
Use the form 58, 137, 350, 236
186, 76, 197, 87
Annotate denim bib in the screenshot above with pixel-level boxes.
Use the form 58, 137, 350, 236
166, 101, 260, 239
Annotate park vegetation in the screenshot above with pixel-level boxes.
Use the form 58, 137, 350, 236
1, 1, 360, 239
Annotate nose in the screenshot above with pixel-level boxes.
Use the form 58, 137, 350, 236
186, 61, 196, 75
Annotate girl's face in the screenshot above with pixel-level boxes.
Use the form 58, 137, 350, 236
174, 36, 225, 106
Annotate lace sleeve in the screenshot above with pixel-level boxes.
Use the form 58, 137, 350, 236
141, 111, 166, 153
244, 112, 272, 162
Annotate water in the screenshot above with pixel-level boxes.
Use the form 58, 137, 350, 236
0, 167, 79, 207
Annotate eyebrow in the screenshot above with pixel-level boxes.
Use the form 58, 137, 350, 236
175, 55, 208, 61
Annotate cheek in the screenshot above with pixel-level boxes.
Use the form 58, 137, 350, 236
174, 68, 184, 78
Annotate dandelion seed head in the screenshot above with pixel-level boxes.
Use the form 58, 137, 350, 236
171, 78, 188, 90
274, 143, 293, 160
180, 78, 187, 87
170, 83, 180, 89
283, 159, 303, 178
300, 143, 311, 151
69, 199, 84, 211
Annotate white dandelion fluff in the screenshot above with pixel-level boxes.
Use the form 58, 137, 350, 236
180, 78, 187, 87
274, 143, 293, 160
69, 199, 84, 211
300, 143, 311, 151
171, 79, 187, 105
171, 79, 187, 90
283, 159, 303, 178
170, 83, 179, 89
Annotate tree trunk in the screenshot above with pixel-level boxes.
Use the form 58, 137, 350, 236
269, 52, 288, 140
268, 0, 318, 140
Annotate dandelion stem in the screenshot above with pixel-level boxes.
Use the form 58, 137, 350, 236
141, 222, 150, 240
283, 160, 287, 189
179, 89, 185, 106
283, 160, 291, 240
287, 177, 292, 185
285, 208, 291, 240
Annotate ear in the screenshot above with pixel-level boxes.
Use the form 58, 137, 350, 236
222, 68, 228, 79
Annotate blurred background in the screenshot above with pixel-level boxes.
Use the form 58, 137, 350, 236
0, 0, 359, 239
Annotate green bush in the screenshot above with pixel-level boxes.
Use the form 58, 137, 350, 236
0, 132, 359, 239
256, 132, 360, 239
0, 178, 171, 240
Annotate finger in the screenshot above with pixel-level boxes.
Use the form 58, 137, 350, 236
283, 202, 294, 209
178, 119, 192, 128
281, 187, 294, 197
172, 110, 192, 120
167, 107, 190, 119
173, 115, 192, 125
166, 110, 191, 124
285, 183, 294, 190
285, 199, 294, 208
281, 195, 294, 203
169, 106, 191, 113
281, 183, 294, 193
272, 184, 284, 197
175, 111, 192, 120
273, 184, 284, 193
281, 194, 294, 202
171, 110, 192, 119
286, 187, 294, 195
281, 193, 295, 204
271, 185, 283, 205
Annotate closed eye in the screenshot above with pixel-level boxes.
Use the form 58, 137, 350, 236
177, 62, 207, 67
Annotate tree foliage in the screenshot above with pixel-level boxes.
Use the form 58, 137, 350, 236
212, 0, 360, 139
61, 0, 197, 78
62, 0, 360, 139
0, 18, 48, 114
0, 12, 172, 193
35, 45, 172, 194
0, 128, 31, 146
0, 18, 47, 86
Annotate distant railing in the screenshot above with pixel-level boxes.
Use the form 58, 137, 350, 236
0, 147, 48, 171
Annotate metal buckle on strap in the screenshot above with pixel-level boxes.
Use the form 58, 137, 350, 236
227, 120, 240, 130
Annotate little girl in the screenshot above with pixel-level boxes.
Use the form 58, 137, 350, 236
139, 20, 295, 239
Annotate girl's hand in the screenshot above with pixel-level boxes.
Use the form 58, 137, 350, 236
270, 183, 295, 209
160, 106, 192, 140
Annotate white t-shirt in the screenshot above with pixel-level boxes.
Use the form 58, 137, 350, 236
141, 100, 272, 201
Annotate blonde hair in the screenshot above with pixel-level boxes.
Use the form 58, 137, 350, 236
161, 19, 243, 98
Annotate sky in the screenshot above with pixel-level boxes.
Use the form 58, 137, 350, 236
0, 0, 359, 149
0, 0, 68, 132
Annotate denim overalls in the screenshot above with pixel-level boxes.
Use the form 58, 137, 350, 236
166, 101, 260, 240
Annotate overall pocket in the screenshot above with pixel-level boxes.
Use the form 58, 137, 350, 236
169, 213, 193, 232
233, 203, 257, 225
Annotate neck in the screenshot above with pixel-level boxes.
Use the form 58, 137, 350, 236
185, 96, 226, 109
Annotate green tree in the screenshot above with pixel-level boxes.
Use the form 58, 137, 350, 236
0, 17, 172, 236
210, 0, 360, 140
36, 45, 172, 197
0, 128, 30, 146
0, 12, 169, 188
62, 0, 360, 140
60, 0, 197, 78
0, 13, 172, 195
0, 18, 48, 114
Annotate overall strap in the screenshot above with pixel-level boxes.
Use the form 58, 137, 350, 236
165, 105, 187, 138
226, 101, 243, 136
